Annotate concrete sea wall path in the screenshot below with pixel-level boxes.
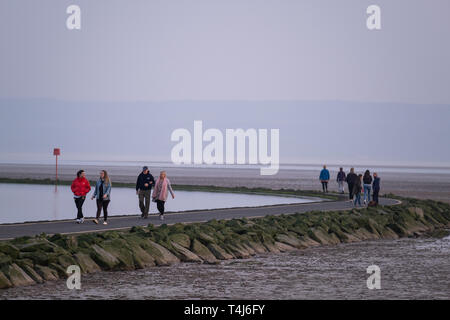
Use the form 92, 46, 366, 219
0, 197, 400, 240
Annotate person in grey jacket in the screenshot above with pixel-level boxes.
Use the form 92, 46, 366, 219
91, 170, 112, 225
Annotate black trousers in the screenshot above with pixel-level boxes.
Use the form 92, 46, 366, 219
321, 181, 328, 192
373, 188, 380, 204
347, 183, 354, 199
74, 197, 85, 219
96, 199, 110, 221
156, 199, 165, 215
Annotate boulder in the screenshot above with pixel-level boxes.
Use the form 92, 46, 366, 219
74, 253, 101, 273
140, 240, 180, 266
20, 265, 44, 284
246, 241, 267, 254
168, 233, 191, 249
89, 244, 120, 270
99, 239, 135, 270
274, 242, 296, 252
191, 239, 218, 264
0, 271, 13, 289
207, 243, 234, 260
0, 243, 20, 259
35, 265, 59, 281
2, 263, 36, 287
19, 251, 50, 265
18, 239, 58, 253
275, 234, 306, 249
0, 253, 12, 267
170, 242, 203, 263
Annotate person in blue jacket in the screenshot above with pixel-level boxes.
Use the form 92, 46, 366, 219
319, 165, 330, 193
372, 172, 381, 205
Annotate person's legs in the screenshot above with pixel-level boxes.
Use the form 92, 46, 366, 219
143, 190, 151, 217
102, 200, 110, 221
156, 200, 165, 215
348, 183, 354, 199
354, 193, 361, 206
363, 185, 368, 203
75, 197, 85, 219
373, 189, 379, 204
96, 199, 102, 219
367, 186, 371, 202
324, 182, 328, 193
138, 191, 145, 216
338, 181, 344, 193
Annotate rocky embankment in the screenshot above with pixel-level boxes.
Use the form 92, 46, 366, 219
1, 196, 449, 289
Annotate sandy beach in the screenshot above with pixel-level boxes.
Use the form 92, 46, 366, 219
0, 163, 449, 203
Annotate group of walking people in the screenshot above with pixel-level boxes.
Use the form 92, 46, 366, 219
319, 165, 381, 207
70, 166, 175, 224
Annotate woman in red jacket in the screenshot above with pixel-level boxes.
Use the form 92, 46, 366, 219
71, 170, 91, 223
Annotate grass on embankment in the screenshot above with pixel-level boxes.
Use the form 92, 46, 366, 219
0, 177, 341, 200
0, 195, 449, 289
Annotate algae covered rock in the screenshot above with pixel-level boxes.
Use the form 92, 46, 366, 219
2, 263, 36, 287
191, 239, 218, 264
0, 243, 20, 259
35, 265, 59, 281
169, 233, 191, 249
170, 241, 203, 263
0, 271, 13, 289
89, 244, 120, 270
20, 265, 44, 284
207, 243, 234, 260
140, 240, 180, 266
74, 253, 101, 273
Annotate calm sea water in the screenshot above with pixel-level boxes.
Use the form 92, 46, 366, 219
0, 183, 315, 224
2, 236, 449, 300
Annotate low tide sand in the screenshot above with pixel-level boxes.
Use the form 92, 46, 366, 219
1, 163, 449, 203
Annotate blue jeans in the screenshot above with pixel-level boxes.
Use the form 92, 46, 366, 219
363, 184, 372, 202
354, 193, 361, 206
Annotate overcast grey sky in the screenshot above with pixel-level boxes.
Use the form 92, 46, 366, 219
0, 1, 449, 166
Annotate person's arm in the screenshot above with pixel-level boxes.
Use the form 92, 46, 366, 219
136, 175, 141, 192
150, 174, 155, 186
92, 182, 97, 198
104, 182, 111, 197
168, 181, 175, 198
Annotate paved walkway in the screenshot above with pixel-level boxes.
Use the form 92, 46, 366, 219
0, 198, 400, 240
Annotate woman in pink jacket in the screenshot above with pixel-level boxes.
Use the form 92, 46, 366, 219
152, 171, 175, 221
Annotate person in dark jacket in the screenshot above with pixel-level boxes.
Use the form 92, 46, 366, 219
319, 165, 330, 193
91, 170, 112, 225
336, 167, 346, 194
71, 170, 91, 224
346, 168, 358, 201
372, 172, 381, 205
353, 174, 363, 207
363, 170, 373, 205
136, 166, 155, 218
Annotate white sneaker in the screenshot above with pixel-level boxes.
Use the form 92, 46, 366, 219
80, 218, 84, 224
103, 221, 108, 225
159, 214, 164, 221
76, 219, 80, 224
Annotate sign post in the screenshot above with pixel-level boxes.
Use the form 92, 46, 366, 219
53, 148, 61, 183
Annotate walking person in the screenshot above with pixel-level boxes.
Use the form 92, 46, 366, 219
91, 170, 112, 225
363, 170, 373, 205
353, 174, 363, 207
152, 171, 175, 221
319, 165, 330, 193
336, 167, 346, 194
136, 166, 155, 218
71, 170, 91, 224
372, 172, 381, 205
346, 168, 358, 201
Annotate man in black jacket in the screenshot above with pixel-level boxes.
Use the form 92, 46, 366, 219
345, 167, 358, 201
136, 166, 155, 218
